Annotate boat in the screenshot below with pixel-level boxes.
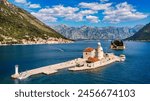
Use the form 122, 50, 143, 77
119, 54, 126, 61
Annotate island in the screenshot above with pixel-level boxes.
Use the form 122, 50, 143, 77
110, 40, 125, 50
11, 42, 125, 80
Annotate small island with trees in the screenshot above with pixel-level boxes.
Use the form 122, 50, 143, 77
110, 40, 125, 50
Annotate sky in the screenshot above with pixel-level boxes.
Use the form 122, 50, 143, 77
8, 0, 150, 27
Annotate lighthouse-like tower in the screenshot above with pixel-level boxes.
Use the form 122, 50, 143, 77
15, 65, 19, 75
97, 42, 104, 60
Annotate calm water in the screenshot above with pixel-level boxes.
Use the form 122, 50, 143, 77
0, 40, 150, 84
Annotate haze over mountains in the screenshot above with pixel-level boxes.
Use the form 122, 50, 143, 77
52, 24, 144, 40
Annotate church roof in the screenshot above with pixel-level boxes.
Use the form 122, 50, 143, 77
87, 57, 99, 63
84, 47, 94, 52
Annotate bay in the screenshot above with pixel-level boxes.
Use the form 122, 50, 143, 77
0, 40, 150, 84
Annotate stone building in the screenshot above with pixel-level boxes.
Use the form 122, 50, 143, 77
83, 47, 95, 59
83, 42, 104, 62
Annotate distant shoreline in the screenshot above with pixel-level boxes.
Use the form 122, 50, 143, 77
74, 39, 150, 42
0, 41, 73, 46
1, 39, 150, 46
124, 40, 150, 42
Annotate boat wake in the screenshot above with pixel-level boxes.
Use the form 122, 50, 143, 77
51, 46, 64, 52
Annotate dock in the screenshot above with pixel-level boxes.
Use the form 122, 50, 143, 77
11, 59, 78, 80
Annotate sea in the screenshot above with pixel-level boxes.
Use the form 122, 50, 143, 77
0, 40, 150, 84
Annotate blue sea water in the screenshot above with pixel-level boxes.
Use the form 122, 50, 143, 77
0, 40, 150, 84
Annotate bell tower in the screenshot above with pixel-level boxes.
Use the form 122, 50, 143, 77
97, 42, 104, 60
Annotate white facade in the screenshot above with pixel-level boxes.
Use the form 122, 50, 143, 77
97, 42, 104, 60
83, 49, 95, 59
83, 42, 104, 60
15, 65, 19, 75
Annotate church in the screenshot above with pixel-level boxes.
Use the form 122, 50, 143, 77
83, 42, 104, 63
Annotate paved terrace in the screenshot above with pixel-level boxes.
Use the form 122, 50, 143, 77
11, 58, 84, 80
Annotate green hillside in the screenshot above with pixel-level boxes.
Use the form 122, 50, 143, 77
126, 23, 150, 41
0, 0, 67, 44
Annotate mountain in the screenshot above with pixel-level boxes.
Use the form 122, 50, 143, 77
0, 0, 70, 45
52, 24, 144, 40
126, 23, 150, 41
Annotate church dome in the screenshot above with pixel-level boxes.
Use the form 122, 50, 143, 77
98, 42, 101, 46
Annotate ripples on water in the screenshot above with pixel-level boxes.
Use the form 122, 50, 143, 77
0, 40, 150, 84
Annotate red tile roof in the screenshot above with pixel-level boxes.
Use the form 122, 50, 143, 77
84, 47, 94, 52
87, 57, 99, 63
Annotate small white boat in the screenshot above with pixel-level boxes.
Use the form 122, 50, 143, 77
120, 54, 126, 61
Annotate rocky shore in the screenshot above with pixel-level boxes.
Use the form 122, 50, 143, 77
0, 37, 73, 46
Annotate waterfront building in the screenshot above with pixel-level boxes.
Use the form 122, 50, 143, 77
83, 42, 104, 63
83, 47, 95, 59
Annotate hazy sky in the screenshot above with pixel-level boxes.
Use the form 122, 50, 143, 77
9, 0, 150, 27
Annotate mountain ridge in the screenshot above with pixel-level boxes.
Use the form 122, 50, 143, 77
126, 22, 150, 41
52, 24, 144, 40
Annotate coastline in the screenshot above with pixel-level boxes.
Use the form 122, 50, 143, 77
124, 39, 150, 42
0, 39, 74, 46
0, 42, 73, 46
1, 38, 150, 47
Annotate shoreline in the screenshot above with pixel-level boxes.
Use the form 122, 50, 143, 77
124, 39, 150, 42
0, 41, 74, 46
1, 39, 150, 46
11, 54, 125, 80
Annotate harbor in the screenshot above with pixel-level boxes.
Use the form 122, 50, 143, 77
11, 42, 125, 80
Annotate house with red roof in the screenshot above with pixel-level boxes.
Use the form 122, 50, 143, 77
83, 42, 104, 63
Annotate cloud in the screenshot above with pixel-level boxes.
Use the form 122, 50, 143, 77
65, 10, 98, 21
39, 5, 79, 17
32, 5, 79, 22
28, 4, 41, 8
103, 2, 148, 23
32, 5, 98, 23
31, 12, 57, 22
100, 0, 109, 3
30, 1, 147, 24
86, 15, 100, 23
79, 10, 98, 15
79, 2, 112, 11
66, 10, 98, 21
15, 0, 41, 9
15, 0, 27, 4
